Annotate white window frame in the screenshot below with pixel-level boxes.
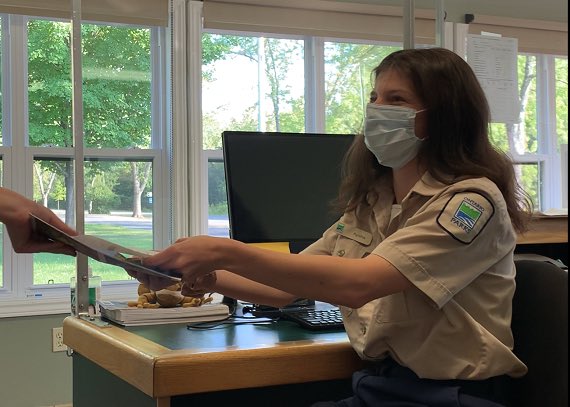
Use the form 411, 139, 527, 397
193, 26, 441, 235
0, 14, 172, 317
197, 24, 319, 237
194, 17, 567, 240
536, 54, 564, 210
455, 26, 566, 212
499, 53, 565, 211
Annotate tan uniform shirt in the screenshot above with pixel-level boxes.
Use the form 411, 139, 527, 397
302, 172, 527, 380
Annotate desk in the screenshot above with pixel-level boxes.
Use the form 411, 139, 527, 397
516, 215, 568, 265
65, 216, 567, 406
516, 215, 567, 244
64, 315, 363, 407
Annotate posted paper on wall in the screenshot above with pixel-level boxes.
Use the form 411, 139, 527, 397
466, 34, 519, 124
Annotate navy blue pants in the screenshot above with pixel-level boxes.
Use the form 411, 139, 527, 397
313, 358, 509, 407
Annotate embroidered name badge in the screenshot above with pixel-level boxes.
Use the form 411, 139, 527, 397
335, 223, 373, 245
437, 192, 495, 244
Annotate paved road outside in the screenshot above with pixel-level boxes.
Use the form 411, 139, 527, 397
53, 211, 230, 238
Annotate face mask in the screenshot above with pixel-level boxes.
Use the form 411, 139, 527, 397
364, 103, 425, 169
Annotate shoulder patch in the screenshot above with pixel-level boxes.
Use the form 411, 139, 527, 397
436, 192, 495, 244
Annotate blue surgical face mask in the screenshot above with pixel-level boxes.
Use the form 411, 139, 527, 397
364, 103, 425, 169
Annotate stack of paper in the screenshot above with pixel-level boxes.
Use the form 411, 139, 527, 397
99, 300, 230, 326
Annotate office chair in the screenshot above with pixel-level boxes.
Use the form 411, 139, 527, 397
508, 259, 568, 407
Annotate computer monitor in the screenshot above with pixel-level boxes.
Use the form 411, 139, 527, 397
222, 131, 355, 253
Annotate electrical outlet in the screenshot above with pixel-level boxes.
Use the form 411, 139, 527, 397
52, 327, 67, 352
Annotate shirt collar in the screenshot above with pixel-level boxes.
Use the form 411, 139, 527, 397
408, 171, 451, 198
368, 171, 451, 208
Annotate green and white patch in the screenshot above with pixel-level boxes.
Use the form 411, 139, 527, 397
437, 192, 495, 244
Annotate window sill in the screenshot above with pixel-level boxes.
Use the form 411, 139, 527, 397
0, 281, 139, 318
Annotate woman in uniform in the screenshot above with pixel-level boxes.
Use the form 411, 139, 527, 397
131, 48, 532, 407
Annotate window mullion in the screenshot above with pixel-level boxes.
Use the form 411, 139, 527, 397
2, 15, 12, 146
2, 15, 171, 311
0, 148, 15, 296
187, 0, 207, 237
304, 36, 325, 133
8, 14, 34, 294
8, 15, 29, 185
171, 0, 191, 240
151, 25, 171, 249
537, 55, 561, 210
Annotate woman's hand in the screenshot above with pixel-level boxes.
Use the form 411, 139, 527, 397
131, 236, 225, 291
181, 271, 218, 297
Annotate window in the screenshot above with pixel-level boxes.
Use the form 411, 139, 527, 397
0, 16, 3, 285
189, 0, 442, 237
202, 32, 307, 238
199, 13, 567, 239
0, 160, 3, 287
201, 32, 403, 238
555, 57, 568, 149
324, 41, 401, 134
464, 15, 568, 211
488, 54, 568, 211
0, 13, 170, 315
202, 33, 306, 148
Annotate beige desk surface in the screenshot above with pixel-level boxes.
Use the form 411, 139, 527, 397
516, 215, 567, 244
64, 316, 364, 399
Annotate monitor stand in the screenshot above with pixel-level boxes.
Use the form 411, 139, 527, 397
221, 239, 318, 313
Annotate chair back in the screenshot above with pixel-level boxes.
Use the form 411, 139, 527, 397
509, 259, 568, 407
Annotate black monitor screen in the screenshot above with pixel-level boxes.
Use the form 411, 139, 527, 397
222, 131, 355, 251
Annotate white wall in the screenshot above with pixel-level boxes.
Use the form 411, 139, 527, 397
326, 0, 567, 23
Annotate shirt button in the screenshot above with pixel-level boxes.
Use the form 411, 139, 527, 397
337, 249, 345, 257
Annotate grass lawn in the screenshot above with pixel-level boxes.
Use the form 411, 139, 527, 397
1, 224, 153, 285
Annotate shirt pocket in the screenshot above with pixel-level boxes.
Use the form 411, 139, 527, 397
332, 233, 372, 259
333, 235, 372, 318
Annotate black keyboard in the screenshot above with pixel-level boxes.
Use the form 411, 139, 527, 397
281, 307, 344, 331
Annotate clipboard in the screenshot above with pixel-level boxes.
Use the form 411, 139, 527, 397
30, 214, 181, 282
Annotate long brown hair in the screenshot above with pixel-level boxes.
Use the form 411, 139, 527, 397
336, 48, 532, 232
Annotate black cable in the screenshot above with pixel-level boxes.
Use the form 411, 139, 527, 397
186, 315, 280, 330
186, 301, 285, 330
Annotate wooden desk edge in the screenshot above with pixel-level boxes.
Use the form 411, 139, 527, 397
64, 316, 170, 396
517, 216, 568, 244
153, 341, 363, 397
64, 317, 363, 398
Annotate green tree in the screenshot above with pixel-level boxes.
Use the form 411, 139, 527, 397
325, 43, 399, 134
201, 34, 305, 138
207, 162, 226, 207
33, 162, 57, 206
262, 38, 304, 132
130, 161, 152, 218
85, 169, 119, 214
50, 177, 67, 210
489, 55, 539, 206
27, 20, 152, 219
